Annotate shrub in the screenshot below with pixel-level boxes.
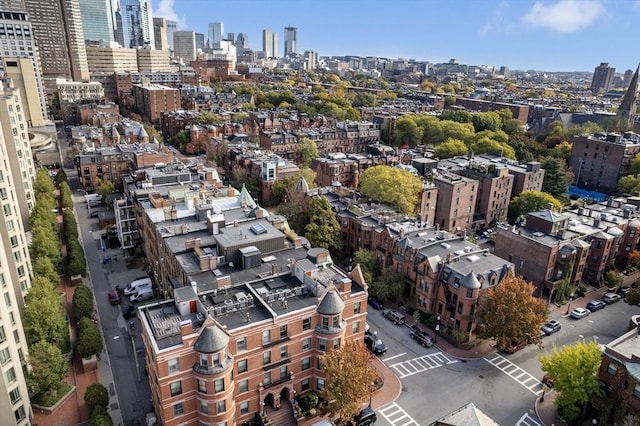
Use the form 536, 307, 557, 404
72, 284, 94, 320
89, 408, 113, 426
84, 383, 109, 416
68, 239, 87, 277
77, 317, 103, 358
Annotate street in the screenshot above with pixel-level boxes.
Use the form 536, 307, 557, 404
366, 298, 640, 426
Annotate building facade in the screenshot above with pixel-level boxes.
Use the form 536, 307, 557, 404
152, 17, 168, 51
591, 62, 615, 93
119, 0, 154, 49
262, 29, 278, 58
173, 31, 196, 64
284, 26, 297, 57
78, 0, 114, 43
131, 82, 181, 123
433, 173, 478, 233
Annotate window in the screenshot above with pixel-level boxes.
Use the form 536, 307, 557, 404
0, 326, 5, 343
199, 400, 208, 414
607, 363, 617, 375
352, 322, 360, 334
301, 378, 310, 391
634, 384, 640, 398
318, 339, 327, 351
239, 379, 248, 393
354, 301, 361, 314
333, 338, 341, 349
237, 337, 246, 351
212, 352, 221, 367
200, 354, 209, 368
280, 324, 288, 339
240, 401, 249, 415
466, 288, 473, 298
322, 317, 329, 328
0, 347, 10, 365
332, 315, 340, 328
262, 330, 271, 345
13, 405, 25, 423
170, 381, 182, 397
9, 387, 20, 404
197, 379, 207, 393
5, 367, 16, 384
302, 357, 311, 370
173, 403, 184, 416
215, 379, 224, 393
238, 359, 247, 373
263, 351, 271, 365
317, 378, 325, 390
302, 338, 311, 351
263, 371, 271, 386
280, 365, 288, 380
217, 400, 226, 413
302, 317, 311, 330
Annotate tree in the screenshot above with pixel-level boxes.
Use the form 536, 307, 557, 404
359, 166, 423, 215
369, 267, 403, 302
629, 250, 640, 268
89, 409, 114, 426
73, 284, 94, 320
550, 141, 572, 161
299, 137, 319, 169
304, 197, 342, 252
393, 116, 423, 147
508, 190, 563, 222
604, 270, 622, 289
30, 222, 62, 269
67, 238, 87, 277
540, 340, 603, 423
95, 180, 115, 201
26, 341, 68, 396
34, 168, 55, 196
55, 169, 68, 185
32, 257, 59, 288
617, 175, 640, 196
477, 275, 547, 351
59, 181, 73, 209
320, 341, 378, 422
143, 124, 163, 143
84, 383, 109, 416
629, 153, 640, 176
192, 111, 224, 126
471, 111, 502, 132
541, 158, 571, 198
24, 276, 67, 346
63, 210, 79, 242
352, 249, 381, 285
172, 129, 190, 150
77, 317, 103, 359
434, 138, 468, 159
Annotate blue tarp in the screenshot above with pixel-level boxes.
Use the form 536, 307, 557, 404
566, 186, 608, 202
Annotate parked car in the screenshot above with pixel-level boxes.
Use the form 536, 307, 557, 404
108, 290, 121, 305
367, 296, 384, 310
586, 300, 606, 311
383, 310, 406, 325
122, 304, 135, 319
504, 340, 528, 354
570, 307, 590, 319
617, 286, 631, 296
541, 320, 561, 336
410, 329, 434, 347
603, 292, 622, 304
364, 331, 387, 355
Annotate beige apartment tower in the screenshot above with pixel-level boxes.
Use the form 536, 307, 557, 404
2, 57, 45, 126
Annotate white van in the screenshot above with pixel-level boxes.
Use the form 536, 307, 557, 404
130, 287, 153, 303
124, 277, 152, 296
84, 194, 101, 203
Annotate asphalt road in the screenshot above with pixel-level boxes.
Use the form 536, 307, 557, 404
366, 299, 640, 426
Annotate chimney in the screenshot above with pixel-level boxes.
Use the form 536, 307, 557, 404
447, 252, 453, 264
271, 263, 278, 275
547, 203, 554, 212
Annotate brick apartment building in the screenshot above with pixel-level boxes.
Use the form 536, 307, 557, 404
132, 82, 181, 124
433, 173, 478, 233
454, 98, 529, 125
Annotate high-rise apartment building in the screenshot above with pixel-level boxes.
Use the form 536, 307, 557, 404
208, 22, 223, 48
591, 62, 615, 93
173, 30, 196, 64
152, 17, 168, 50
262, 29, 278, 58
119, 0, 155, 49
3, 57, 46, 126
20, 0, 90, 95
78, 0, 114, 43
284, 26, 297, 56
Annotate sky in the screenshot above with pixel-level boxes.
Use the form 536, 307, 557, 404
152, 0, 640, 73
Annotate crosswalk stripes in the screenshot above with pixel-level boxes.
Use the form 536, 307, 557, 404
388, 352, 458, 378
484, 353, 543, 395
515, 412, 543, 426
377, 402, 421, 426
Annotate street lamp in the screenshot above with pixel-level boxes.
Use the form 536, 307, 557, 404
435, 315, 441, 344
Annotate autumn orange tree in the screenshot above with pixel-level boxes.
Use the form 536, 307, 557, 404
629, 250, 640, 268
320, 340, 378, 422
477, 274, 548, 351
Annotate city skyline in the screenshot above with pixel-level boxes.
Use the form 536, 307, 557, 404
153, 0, 640, 73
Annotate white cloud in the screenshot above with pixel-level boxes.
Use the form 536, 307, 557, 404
522, 0, 603, 33
479, 1, 511, 36
152, 0, 187, 29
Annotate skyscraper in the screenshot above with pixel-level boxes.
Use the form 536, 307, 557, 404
173, 30, 196, 63
119, 0, 155, 49
591, 62, 615, 93
194, 32, 204, 51
236, 33, 248, 54
262, 29, 278, 58
207, 22, 223, 48
284, 26, 297, 56
78, 0, 114, 43
19, 0, 90, 94
166, 19, 176, 52
152, 16, 168, 50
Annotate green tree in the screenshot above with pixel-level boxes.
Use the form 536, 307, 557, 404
304, 197, 342, 252
84, 383, 110, 416
192, 111, 224, 126
32, 257, 59, 288
72, 284, 94, 320
471, 111, 502, 132
440, 109, 473, 124
540, 340, 603, 423
24, 276, 67, 346
617, 175, 640, 196
59, 181, 73, 209
77, 317, 103, 359
320, 341, 378, 422
478, 275, 547, 351
508, 190, 563, 222
55, 169, 68, 185
26, 341, 68, 396
89, 409, 114, 426
541, 158, 571, 198
629, 153, 640, 176
29, 223, 62, 276
67, 238, 87, 277
359, 166, 423, 214
143, 124, 164, 143
414, 115, 444, 144
434, 138, 468, 159
550, 141, 572, 161
369, 267, 403, 302
34, 168, 55, 196
63, 210, 78, 242
440, 120, 475, 143
604, 270, 622, 289
470, 137, 516, 159
95, 180, 115, 201
299, 137, 319, 168
352, 249, 381, 285
352, 92, 378, 107
393, 116, 423, 147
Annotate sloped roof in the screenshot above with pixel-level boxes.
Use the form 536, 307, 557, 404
317, 289, 345, 315
194, 325, 229, 353
460, 272, 481, 289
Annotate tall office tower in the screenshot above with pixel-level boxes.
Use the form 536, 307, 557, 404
226, 32, 234, 42
303, 50, 317, 70
113, 6, 124, 46
591, 62, 615, 93
78, 0, 114, 43
284, 26, 297, 56
236, 33, 248, 54
120, 0, 155, 49
0, 11, 47, 120
194, 32, 204, 51
152, 16, 168, 50
207, 21, 223, 48
173, 31, 196, 63
165, 19, 176, 51
262, 29, 278, 58
19, 0, 90, 95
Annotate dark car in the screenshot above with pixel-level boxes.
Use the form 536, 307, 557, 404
109, 290, 121, 305
410, 329, 433, 347
364, 331, 387, 355
541, 320, 561, 336
122, 305, 135, 319
586, 300, 606, 311
367, 296, 383, 310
